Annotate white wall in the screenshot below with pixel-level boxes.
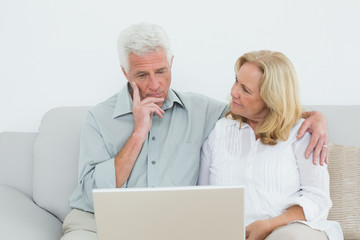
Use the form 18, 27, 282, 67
1, 0, 359, 133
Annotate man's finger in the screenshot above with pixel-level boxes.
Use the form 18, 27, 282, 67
325, 151, 329, 165
319, 136, 329, 166
312, 136, 323, 165
154, 109, 164, 119
131, 81, 141, 105
144, 104, 165, 118
305, 132, 319, 160
141, 97, 165, 105
297, 119, 311, 139
319, 148, 328, 166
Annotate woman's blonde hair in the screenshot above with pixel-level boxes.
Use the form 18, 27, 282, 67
227, 50, 304, 145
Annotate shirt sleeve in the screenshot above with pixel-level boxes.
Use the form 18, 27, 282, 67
197, 134, 213, 185
290, 132, 332, 221
76, 110, 118, 210
202, 98, 228, 142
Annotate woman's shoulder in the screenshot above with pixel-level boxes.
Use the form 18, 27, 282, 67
213, 116, 243, 131
207, 117, 240, 141
289, 118, 312, 143
290, 118, 305, 133
216, 116, 239, 126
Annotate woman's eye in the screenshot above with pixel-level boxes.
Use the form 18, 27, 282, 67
242, 86, 249, 93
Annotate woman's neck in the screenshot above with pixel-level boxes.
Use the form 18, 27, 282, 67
247, 119, 260, 131
246, 119, 262, 140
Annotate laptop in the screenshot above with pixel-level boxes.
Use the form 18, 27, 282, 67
93, 185, 245, 240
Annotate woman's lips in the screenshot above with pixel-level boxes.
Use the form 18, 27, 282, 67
232, 101, 242, 106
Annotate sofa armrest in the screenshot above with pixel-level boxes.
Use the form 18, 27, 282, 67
0, 185, 62, 240
0, 132, 38, 198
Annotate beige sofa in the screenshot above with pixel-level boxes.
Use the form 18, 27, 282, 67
0, 106, 359, 240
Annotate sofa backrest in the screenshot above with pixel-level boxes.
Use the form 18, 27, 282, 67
306, 105, 360, 146
33, 107, 89, 222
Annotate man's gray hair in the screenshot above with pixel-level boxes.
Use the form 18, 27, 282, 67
117, 23, 173, 73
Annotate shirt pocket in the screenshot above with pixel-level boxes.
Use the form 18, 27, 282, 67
169, 142, 201, 186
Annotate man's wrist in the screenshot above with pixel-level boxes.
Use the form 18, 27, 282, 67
131, 131, 148, 142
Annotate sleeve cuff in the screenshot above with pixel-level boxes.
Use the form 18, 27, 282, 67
288, 197, 317, 221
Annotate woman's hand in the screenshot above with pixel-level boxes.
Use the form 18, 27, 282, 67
245, 219, 273, 240
246, 206, 305, 240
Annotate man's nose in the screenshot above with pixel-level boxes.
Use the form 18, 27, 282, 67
148, 74, 160, 90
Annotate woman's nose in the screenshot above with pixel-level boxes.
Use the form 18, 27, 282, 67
231, 85, 240, 99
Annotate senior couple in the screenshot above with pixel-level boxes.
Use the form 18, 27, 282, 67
61, 23, 343, 240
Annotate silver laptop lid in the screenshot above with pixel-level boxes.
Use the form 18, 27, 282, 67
93, 185, 245, 240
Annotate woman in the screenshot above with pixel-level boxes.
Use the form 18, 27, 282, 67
198, 50, 343, 240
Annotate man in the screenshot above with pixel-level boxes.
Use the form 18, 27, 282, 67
60, 23, 328, 239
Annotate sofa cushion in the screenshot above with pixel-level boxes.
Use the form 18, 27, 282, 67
0, 185, 62, 240
0, 132, 37, 198
33, 107, 89, 222
328, 143, 360, 239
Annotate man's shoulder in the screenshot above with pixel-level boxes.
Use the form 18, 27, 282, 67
173, 89, 217, 101
172, 89, 226, 109
87, 92, 119, 116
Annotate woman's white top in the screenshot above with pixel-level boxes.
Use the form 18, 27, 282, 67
198, 117, 343, 240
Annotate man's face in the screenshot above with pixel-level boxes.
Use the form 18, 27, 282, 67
123, 49, 173, 107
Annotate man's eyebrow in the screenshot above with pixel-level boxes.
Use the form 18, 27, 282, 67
156, 67, 167, 71
135, 71, 148, 75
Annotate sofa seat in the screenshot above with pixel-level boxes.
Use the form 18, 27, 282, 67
0, 185, 62, 240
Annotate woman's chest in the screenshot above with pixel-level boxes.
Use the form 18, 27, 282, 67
209, 137, 300, 192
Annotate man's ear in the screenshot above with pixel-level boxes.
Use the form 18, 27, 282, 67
121, 67, 129, 80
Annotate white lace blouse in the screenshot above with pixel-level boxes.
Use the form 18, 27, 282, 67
198, 117, 343, 240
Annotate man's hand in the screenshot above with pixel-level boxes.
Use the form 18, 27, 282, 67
114, 82, 165, 188
297, 111, 328, 165
131, 81, 165, 139
246, 219, 272, 240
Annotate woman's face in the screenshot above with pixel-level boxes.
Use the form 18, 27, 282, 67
230, 62, 269, 122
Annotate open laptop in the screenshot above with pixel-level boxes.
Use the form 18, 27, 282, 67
93, 185, 245, 240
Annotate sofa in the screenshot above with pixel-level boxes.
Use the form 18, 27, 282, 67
0, 106, 359, 240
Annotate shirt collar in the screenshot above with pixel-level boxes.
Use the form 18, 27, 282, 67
225, 115, 251, 129
112, 83, 185, 119
162, 88, 184, 111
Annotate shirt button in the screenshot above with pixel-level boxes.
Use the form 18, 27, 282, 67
151, 161, 156, 165
152, 136, 156, 141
